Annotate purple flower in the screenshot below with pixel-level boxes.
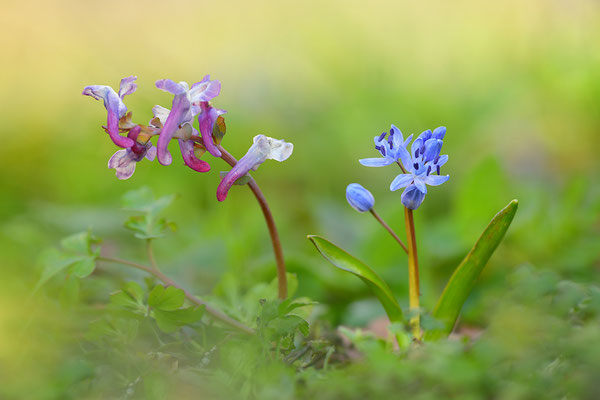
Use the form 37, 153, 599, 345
82, 76, 138, 148
151, 106, 211, 173
346, 183, 375, 212
154, 76, 221, 166
197, 102, 226, 158
359, 125, 413, 167
107, 126, 156, 180
217, 135, 293, 201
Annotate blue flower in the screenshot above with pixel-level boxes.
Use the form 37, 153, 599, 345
346, 183, 375, 212
389, 127, 450, 209
359, 125, 413, 167
360, 125, 450, 210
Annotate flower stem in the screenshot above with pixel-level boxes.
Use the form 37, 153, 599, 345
146, 239, 158, 270
97, 256, 255, 335
369, 209, 408, 254
404, 207, 421, 339
217, 145, 287, 300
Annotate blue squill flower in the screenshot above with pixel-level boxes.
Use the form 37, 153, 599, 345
359, 125, 413, 167
389, 127, 450, 209
346, 183, 375, 212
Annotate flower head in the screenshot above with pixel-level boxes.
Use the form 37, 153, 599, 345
360, 125, 450, 210
217, 135, 293, 201
107, 125, 156, 179
389, 127, 450, 209
359, 125, 413, 167
346, 183, 375, 212
154, 76, 222, 165
82, 76, 138, 148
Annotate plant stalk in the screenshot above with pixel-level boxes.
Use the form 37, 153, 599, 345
369, 209, 408, 254
97, 256, 255, 335
404, 207, 421, 339
217, 145, 287, 300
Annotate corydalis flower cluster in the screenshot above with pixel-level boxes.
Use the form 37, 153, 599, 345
83, 75, 293, 201
360, 125, 449, 210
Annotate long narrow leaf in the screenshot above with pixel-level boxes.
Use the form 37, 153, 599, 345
426, 199, 518, 340
308, 235, 404, 323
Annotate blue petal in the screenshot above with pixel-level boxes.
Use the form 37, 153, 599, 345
402, 134, 413, 148
390, 174, 414, 191
433, 126, 446, 140
401, 185, 426, 210
436, 154, 449, 167
423, 139, 443, 162
423, 174, 449, 186
359, 157, 394, 167
413, 177, 427, 193
396, 145, 413, 172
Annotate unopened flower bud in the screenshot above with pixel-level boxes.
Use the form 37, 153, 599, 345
346, 183, 375, 212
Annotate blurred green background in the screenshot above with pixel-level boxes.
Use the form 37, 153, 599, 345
1, 0, 599, 397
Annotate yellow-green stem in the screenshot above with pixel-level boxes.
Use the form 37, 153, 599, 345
404, 207, 421, 339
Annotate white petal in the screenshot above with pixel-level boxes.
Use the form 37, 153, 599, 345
152, 105, 171, 124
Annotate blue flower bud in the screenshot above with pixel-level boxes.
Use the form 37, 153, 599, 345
401, 184, 426, 210
432, 126, 446, 140
423, 138, 443, 163
346, 183, 375, 212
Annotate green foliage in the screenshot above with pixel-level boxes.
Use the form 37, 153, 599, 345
427, 199, 519, 340
147, 285, 205, 333
122, 187, 177, 239
307, 235, 404, 323
35, 230, 101, 291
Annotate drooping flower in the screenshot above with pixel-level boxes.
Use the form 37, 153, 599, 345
151, 106, 210, 173
154, 76, 222, 165
107, 126, 156, 180
359, 125, 413, 167
217, 135, 293, 201
346, 183, 375, 212
388, 127, 450, 209
197, 102, 226, 158
82, 76, 138, 148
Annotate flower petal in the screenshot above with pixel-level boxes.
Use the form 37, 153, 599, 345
118, 76, 138, 98
436, 154, 449, 167
178, 139, 211, 173
359, 157, 393, 167
156, 94, 190, 165
145, 146, 157, 161
423, 138, 443, 162
197, 103, 225, 157
413, 177, 427, 193
390, 174, 415, 191
190, 75, 221, 102
432, 126, 446, 140
423, 174, 450, 186
396, 145, 414, 172
253, 135, 293, 162
155, 79, 187, 95
115, 162, 136, 180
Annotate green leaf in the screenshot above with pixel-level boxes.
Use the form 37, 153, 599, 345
426, 199, 519, 341
68, 256, 96, 278
35, 249, 87, 292
153, 306, 205, 333
307, 235, 404, 323
60, 231, 100, 254
148, 285, 185, 311
121, 187, 175, 216
124, 215, 176, 239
